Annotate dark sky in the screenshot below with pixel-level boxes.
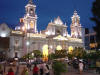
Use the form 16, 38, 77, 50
0, 0, 95, 32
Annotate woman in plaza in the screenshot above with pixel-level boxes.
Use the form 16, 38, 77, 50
44, 63, 50, 75
7, 67, 14, 75
79, 60, 84, 75
33, 64, 39, 75
39, 63, 44, 75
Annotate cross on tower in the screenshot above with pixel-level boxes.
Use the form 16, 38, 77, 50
29, 0, 33, 4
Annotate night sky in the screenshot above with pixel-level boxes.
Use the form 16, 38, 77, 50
0, 0, 95, 32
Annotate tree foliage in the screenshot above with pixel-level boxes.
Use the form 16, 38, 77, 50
67, 47, 87, 59
55, 50, 67, 58
87, 51, 100, 60
48, 50, 67, 60
52, 60, 67, 75
22, 50, 42, 59
72, 48, 86, 59
32, 50, 42, 58
91, 0, 100, 48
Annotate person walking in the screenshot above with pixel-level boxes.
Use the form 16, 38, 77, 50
33, 64, 39, 75
7, 67, 14, 75
79, 60, 84, 75
15, 64, 19, 75
21, 67, 29, 75
25, 68, 29, 75
39, 63, 44, 75
44, 63, 49, 75
27, 62, 31, 71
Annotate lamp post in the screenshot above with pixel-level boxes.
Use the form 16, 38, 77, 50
31, 52, 34, 63
32, 53, 34, 57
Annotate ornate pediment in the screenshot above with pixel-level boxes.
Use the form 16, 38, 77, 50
54, 16, 63, 25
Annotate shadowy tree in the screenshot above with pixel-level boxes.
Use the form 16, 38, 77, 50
72, 47, 86, 59
52, 60, 67, 75
91, 0, 100, 49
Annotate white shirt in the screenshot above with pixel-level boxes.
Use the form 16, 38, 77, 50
79, 62, 84, 70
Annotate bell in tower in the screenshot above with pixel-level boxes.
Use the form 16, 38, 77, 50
25, 0, 36, 17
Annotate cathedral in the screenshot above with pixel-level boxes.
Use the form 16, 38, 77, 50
0, 0, 84, 58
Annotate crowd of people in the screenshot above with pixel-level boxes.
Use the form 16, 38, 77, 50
0, 58, 100, 75
71, 58, 100, 74
0, 61, 51, 75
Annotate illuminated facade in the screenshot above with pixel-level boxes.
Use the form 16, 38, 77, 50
70, 10, 82, 38
0, 0, 84, 58
20, 0, 37, 33
44, 16, 67, 36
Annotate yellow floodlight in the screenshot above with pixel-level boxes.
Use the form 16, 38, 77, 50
68, 46, 73, 53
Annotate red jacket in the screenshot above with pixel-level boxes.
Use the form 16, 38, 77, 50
33, 66, 39, 74
8, 72, 14, 75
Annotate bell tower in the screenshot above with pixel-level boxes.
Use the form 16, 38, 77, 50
70, 10, 82, 38
22, 0, 37, 33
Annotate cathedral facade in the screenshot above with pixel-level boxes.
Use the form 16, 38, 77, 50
0, 0, 84, 58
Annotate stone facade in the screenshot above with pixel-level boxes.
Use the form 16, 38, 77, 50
0, 0, 84, 58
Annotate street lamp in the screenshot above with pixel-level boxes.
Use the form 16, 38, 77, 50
26, 41, 30, 46
32, 53, 34, 57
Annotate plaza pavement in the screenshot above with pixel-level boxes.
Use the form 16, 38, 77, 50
62, 66, 100, 75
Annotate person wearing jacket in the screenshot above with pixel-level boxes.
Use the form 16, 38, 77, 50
7, 68, 14, 75
33, 64, 39, 75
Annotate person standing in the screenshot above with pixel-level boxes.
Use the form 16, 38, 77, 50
25, 68, 29, 75
21, 67, 29, 75
15, 62, 19, 75
27, 62, 31, 71
33, 64, 39, 75
79, 60, 84, 75
39, 63, 44, 75
7, 67, 14, 75
44, 63, 49, 75
21, 67, 26, 75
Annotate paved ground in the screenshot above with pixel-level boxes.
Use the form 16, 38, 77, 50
62, 66, 100, 75
1, 64, 100, 75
